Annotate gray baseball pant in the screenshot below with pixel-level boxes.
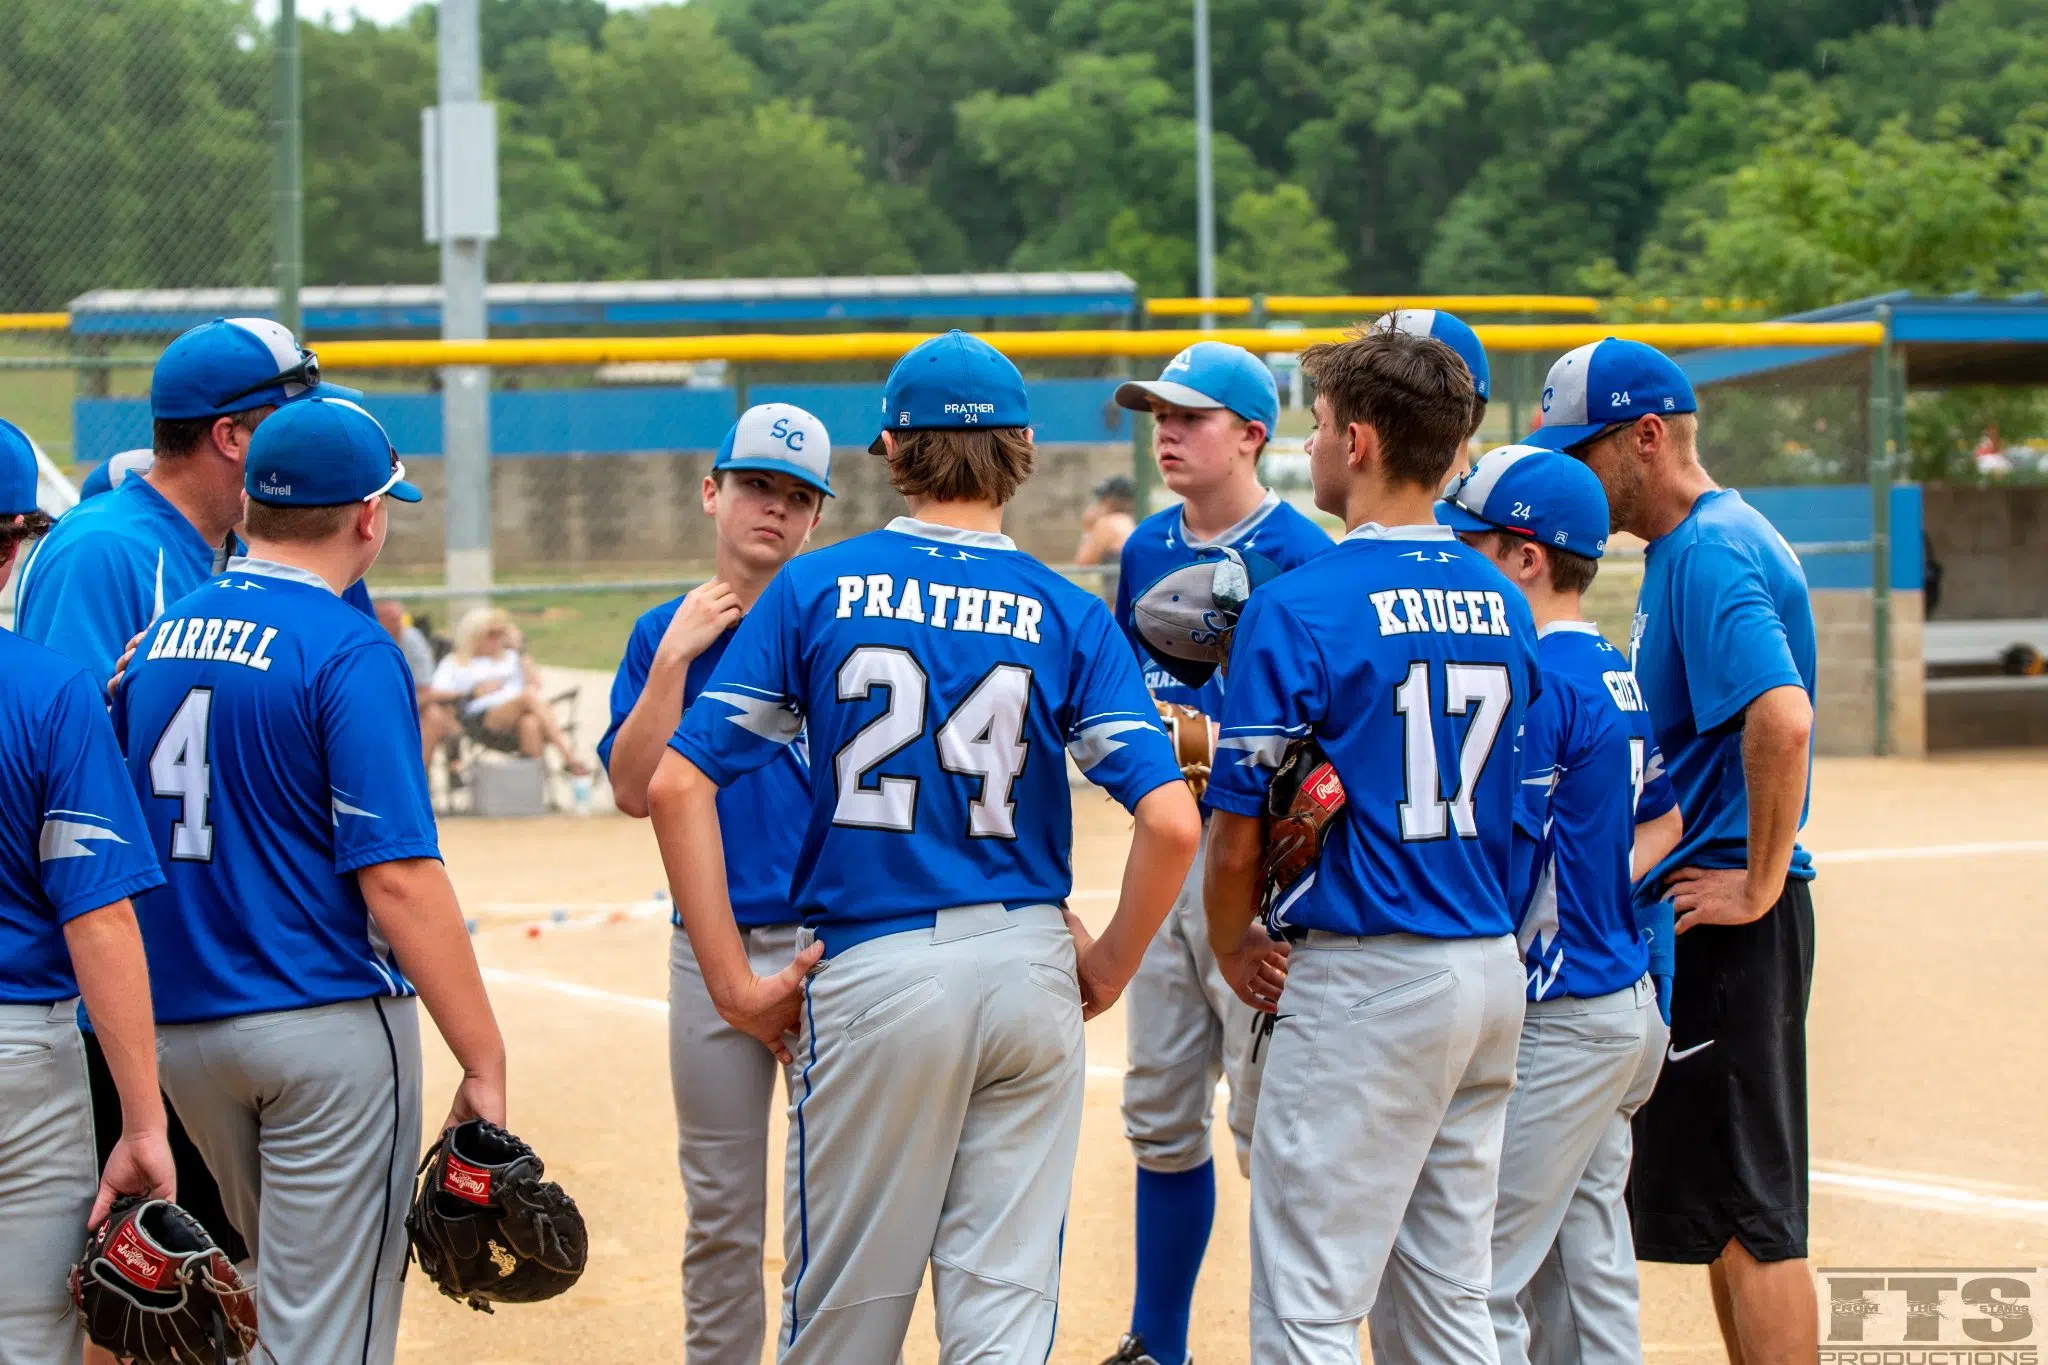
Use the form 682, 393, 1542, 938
1522, 1004, 1668, 1365
1250, 931, 1524, 1365
776, 903, 1082, 1364
1122, 822, 1265, 1178
1489, 976, 1660, 1365
157, 997, 422, 1365
668, 923, 800, 1364
0, 1000, 94, 1365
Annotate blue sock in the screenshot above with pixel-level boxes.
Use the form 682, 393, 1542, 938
1130, 1161, 1214, 1365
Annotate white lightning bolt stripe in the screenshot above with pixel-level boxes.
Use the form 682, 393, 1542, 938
332, 793, 381, 825
40, 819, 128, 862
1067, 719, 1158, 772
704, 690, 802, 745
1216, 732, 1292, 769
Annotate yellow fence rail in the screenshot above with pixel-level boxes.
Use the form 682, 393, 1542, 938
0, 313, 70, 332
317, 322, 1883, 371
1144, 295, 1603, 318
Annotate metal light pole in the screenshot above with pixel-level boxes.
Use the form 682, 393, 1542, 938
272, 0, 302, 334
1193, 0, 1216, 331
429, 0, 498, 611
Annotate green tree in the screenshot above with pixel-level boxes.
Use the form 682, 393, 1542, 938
1218, 184, 1347, 294
302, 17, 438, 286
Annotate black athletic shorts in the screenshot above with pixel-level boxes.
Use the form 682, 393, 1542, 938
1628, 876, 1815, 1264
82, 1029, 249, 1263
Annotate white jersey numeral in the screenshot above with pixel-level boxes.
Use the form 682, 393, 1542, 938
1627, 735, 1648, 870
831, 646, 1033, 839
1394, 661, 1512, 841
149, 687, 216, 861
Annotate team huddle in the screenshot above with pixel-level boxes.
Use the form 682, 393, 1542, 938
0, 311, 1819, 1364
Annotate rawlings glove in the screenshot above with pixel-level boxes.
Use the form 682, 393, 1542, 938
406, 1119, 588, 1313
72, 1196, 260, 1365
1262, 736, 1346, 901
1156, 701, 1215, 798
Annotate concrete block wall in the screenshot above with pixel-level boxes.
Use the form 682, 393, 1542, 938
381, 443, 1132, 572
1812, 588, 1925, 757
1921, 484, 2048, 620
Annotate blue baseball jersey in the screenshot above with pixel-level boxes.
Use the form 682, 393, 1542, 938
1630, 490, 1816, 903
1209, 524, 1541, 940
0, 632, 164, 1005
1514, 623, 1676, 1001
15, 477, 227, 699
673, 517, 1184, 926
113, 558, 440, 1025
599, 598, 809, 928
1114, 491, 1332, 715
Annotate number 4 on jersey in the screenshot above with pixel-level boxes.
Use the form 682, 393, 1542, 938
1393, 661, 1511, 841
149, 687, 216, 861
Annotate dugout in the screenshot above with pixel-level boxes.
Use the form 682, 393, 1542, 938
1678, 291, 2048, 753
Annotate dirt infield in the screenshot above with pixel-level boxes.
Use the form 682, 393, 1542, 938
395, 754, 2048, 1363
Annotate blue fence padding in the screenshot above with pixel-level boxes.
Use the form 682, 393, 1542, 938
73, 378, 1128, 464
1739, 484, 1921, 590
751, 377, 1129, 448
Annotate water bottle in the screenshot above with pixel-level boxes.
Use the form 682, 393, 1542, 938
570, 773, 593, 816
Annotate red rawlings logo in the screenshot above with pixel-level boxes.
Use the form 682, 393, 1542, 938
442, 1154, 494, 1205
1306, 765, 1345, 810
107, 1221, 172, 1290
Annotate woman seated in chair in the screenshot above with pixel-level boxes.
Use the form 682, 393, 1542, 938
433, 607, 592, 776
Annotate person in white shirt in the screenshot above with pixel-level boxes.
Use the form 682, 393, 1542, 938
432, 607, 590, 776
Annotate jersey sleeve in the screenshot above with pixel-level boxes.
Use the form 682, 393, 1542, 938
36, 671, 165, 921
1514, 688, 1565, 841
1206, 594, 1327, 819
1671, 540, 1804, 733
1063, 603, 1183, 813
316, 643, 442, 874
1112, 536, 1139, 646
596, 605, 666, 774
18, 537, 158, 702
672, 573, 804, 787
1635, 734, 1677, 824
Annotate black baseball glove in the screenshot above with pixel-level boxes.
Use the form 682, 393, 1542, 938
1263, 736, 1346, 901
72, 1196, 260, 1365
405, 1119, 588, 1313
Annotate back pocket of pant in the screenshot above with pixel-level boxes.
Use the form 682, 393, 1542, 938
1029, 960, 1080, 1005
845, 976, 942, 1042
0, 1038, 54, 1068
1346, 969, 1455, 1022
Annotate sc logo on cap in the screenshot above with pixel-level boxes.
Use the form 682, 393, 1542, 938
769, 417, 805, 452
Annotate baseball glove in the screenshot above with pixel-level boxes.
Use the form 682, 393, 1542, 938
71, 1196, 260, 1365
1156, 701, 1215, 797
406, 1119, 588, 1313
1262, 736, 1346, 899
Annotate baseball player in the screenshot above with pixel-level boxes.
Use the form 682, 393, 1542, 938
1434, 444, 1684, 1364
15, 317, 368, 1275
0, 418, 173, 1365
1374, 307, 1491, 452
1203, 328, 1538, 1364
649, 331, 1201, 1363
113, 397, 508, 1365
1523, 339, 1820, 1365
599, 403, 832, 1363
1102, 341, 1330, 1365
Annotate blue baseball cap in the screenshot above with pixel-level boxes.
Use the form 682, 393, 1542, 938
1522, 338, 1697, 451
1130, 545, 1284, 690
1375, 309, 1489, 401
80, 450, 154, 501
0, 418, 39, 517
1114, 342, 1280, 436
716, 402, 834, 497
245, 397, 421, 506
151, 317, 361, 421
869, 330, 1030, 455
1436, 444, 1608, 559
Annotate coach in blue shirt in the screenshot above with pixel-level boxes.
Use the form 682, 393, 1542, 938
1524, 338, 1819, 1365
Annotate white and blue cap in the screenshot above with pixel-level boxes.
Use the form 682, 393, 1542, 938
151, 317, 362, 421
1522, 337, 1697, 451
716, 403, 835, 497
245, 397, 421, 507
869, 330, 1030, 455
1131, 545, 1285, 690
0, 417, 39, 517
1114, 342, 1280, 436
1375, 309, 1489, 401
1436, 444, 1608, 559
80, 450, 155, 501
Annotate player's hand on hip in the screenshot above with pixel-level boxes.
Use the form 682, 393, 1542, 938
718, 940, 825, 1064
1667, 865, 1776, 933
1216, 921, 1289, 1014
91, 1129, 176, 1228
106, 627, 149, 697
1060, 909, 1117, 1019
442, 1071, 509, 1133
658, 580, 744, 665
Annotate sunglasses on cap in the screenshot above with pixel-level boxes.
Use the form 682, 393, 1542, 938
214, 348, 320, 411
1566, 417, 1642, 458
